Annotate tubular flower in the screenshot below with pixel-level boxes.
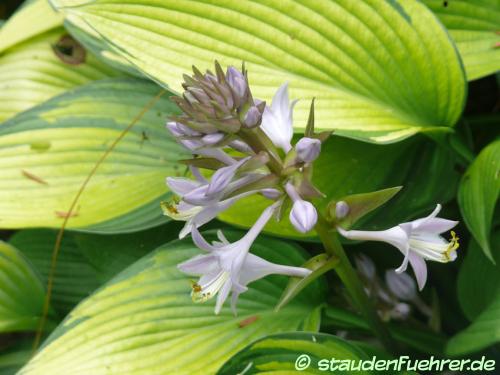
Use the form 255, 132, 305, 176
260, 83, 296, 152
338, 204, 459, 290
285, 182, 318, 233
177, 203, 311, 314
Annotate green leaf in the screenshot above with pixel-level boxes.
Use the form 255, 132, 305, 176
0, 0, 63, 53
20, 232, 324, 374
277, 254, 337, 311
423, 0, 500, 81
0, 241, 45, 332
447, 289, 500, 356
0, 29, 119, 123
457, 231, 500, 321
458, 139, 500, 262
9, 229, 101, 316
0, 78, 189, 232
218, 332, 371, 374
324, 306, 446, 355
220, 137, 459, 238
0, 339, 32, 375
329, 186, 402, 229
50, 0, 466, 143
9, 224, 181, 316
74, 222, 181, 281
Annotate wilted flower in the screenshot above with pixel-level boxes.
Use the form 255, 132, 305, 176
338, 204, 459, 290
178, 203, 311, 314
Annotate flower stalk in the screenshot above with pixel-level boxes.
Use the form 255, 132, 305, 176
315, 215, 397, 353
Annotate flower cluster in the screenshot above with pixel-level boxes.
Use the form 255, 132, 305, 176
163, 62, 325, 313
355, 255, 432, 322
163, 62, 460, 316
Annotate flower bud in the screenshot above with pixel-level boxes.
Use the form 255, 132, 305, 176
335, 201, 350, 219
296, 137, 321, 163
289, 199, 317, 233
201, 132, 224, 146
385, 270, 417, 301
166, 121, 201, 137
243, 106, 262, 128
206, 157, 249, 197
261, 188, 282, 200
389, 302, 411, 320
226, 66, 247, 100
355, 254, 376, 281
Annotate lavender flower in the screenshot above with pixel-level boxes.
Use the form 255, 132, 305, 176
165, 63, 327, 313
178, 203, 311, 314
285, 183, 318, 233
260, 83, 296, 152
338, 204, 459, 290
296, 137, 321, 163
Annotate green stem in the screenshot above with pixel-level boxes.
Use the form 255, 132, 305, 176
315, 215, 397, 353
238, 127, 283, 174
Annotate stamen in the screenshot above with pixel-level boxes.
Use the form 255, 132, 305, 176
445, 231, 459, 260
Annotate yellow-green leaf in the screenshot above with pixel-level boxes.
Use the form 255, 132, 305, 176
0, 241, 45, 333
218, 332, 371, 374
458, 139, 500, 262
0, 29, 119, 123
424, 0, 500, 81
49, 0, 466, 143
0, 78, 189, 232
0, 0, 63, 53
20, 232, 324, 374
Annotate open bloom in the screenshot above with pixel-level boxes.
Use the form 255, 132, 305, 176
178, 203, 312, 314
338, 204, 459, 290
261, 83, 296, 153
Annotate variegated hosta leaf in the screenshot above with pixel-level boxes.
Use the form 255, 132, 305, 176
0, 0, 63, 53
0, 241, 45, 333
9, 229, 101, 316
49, 0, 466, 143
0, 29, 118, 123
0, 78, 188, 232
217, 332, 371, 374
20, 233, 324, 374
423, 0, 500, 81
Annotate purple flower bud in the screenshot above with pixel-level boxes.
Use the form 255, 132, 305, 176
289, 199, 317, 233
229, 139, 253, 154
180, 139, 203, 150
261, 188, 282, 199
243, 106, 262, 128
385, 270, 417, 301
166, 121, 201, 137
206, 157, 249, 197
390, 302, 411, 320
296, 137, 321, 163
201, 132, 224, 146
335, 201, 350, 219
355, 254, 376, 280
226, 66, 247, 99
182, 184, 211, 205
